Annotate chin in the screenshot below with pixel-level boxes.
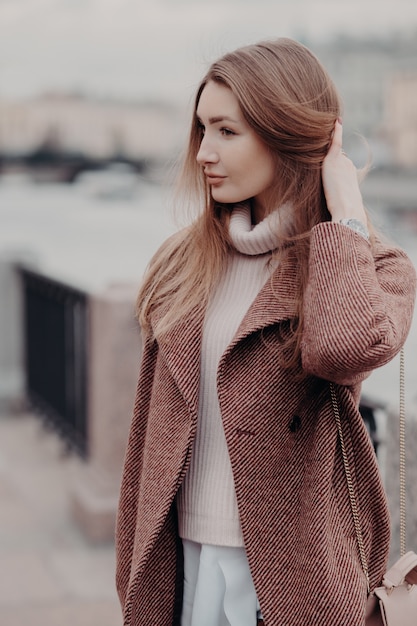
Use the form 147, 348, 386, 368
211, 191, 248, 204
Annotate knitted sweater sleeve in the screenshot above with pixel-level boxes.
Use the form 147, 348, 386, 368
301, 222, 417, 385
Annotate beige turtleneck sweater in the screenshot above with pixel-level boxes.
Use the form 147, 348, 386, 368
176, 203, 282, 547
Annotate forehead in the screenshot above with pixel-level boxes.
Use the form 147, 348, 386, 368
196, 80, 243, 120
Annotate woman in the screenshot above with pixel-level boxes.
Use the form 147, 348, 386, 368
115, 38, 416, 626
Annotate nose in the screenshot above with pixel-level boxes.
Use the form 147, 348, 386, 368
196, 135, 219, 166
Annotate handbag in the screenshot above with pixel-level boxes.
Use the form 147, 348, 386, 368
330, 349, 417, 626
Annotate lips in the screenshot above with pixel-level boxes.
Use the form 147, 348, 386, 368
205, 173, 226, 185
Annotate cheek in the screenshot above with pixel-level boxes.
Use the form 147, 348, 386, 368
245, 155, 275, 190
258, 153, 276, 186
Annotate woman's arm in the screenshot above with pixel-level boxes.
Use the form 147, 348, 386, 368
301, 224, 416, 385
301, 119, 416, 384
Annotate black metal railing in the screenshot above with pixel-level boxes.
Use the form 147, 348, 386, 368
21, 269, 88, 456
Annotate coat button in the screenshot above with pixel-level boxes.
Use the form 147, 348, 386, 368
289, 415, 302, 433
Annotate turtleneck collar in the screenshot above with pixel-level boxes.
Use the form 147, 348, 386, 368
228, 202, 292, 256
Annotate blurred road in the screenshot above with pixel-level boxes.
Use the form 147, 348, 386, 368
0, 175, 174, 293
0, 411, 122, 626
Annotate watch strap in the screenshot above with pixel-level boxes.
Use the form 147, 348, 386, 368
339, 218, 369, 240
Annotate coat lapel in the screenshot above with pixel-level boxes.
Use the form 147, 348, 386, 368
151, 250, 299, 412
228, 251, 300, 349
151, 307, 204, 418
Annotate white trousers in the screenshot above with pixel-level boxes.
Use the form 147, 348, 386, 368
181, 539, 260, 626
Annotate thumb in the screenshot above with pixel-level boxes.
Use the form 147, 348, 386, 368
327, 119, 343, 156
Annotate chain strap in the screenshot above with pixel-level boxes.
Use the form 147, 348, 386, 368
330, 348, 407, 591
330, 383, 370, 592
399, 348, 406, 557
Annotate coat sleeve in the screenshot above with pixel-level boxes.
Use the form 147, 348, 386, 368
301, 222, 416, 385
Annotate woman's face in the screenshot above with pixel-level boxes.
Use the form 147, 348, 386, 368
196, 80, 276, 220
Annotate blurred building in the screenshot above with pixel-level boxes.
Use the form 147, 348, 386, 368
0, 93, 184, 162
1, 34, 417, 172
385, 71, 417, 168
312, 33, 417, 168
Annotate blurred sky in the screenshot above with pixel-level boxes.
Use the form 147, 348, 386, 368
1, 0, 417, 105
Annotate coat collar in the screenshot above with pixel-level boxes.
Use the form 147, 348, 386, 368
152, 250, 299, 416
231, 252, 299, 345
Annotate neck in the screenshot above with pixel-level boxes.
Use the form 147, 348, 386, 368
251, 199, 267, 225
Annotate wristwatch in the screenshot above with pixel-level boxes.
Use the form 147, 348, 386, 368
339, 218, 369, 240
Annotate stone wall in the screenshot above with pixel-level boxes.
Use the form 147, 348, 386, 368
70, 284, 141, 542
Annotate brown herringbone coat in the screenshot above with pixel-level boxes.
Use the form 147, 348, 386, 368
116, 223, 416, 626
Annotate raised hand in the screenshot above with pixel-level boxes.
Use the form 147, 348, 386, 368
321, 120, 367, 224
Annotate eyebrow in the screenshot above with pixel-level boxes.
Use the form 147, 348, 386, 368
196, 115, 240, 125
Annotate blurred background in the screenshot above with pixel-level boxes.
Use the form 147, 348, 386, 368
1, 1, 417, 625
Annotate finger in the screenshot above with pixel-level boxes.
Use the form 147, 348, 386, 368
328, 119, 343, 155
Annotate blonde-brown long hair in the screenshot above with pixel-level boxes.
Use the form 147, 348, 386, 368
137, 38, 342, 368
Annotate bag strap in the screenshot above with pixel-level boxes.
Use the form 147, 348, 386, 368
330, 382, 370, 591
329, 347, 407, 592
399, 349, 406, 557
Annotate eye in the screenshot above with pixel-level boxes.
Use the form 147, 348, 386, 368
197, 121, 205, 136
220, 127, 235, 137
